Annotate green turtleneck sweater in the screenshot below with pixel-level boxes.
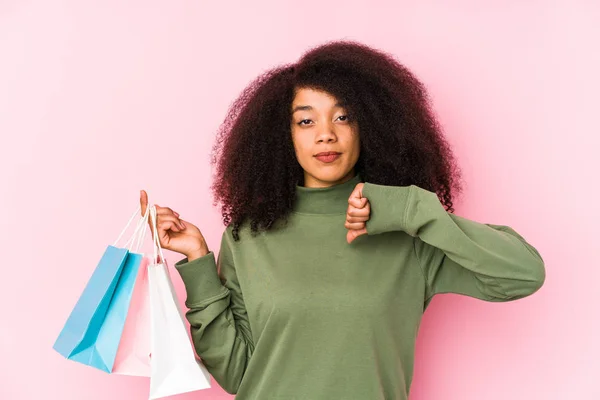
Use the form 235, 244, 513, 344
173, 173, 545, 399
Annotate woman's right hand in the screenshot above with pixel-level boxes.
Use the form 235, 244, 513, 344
140, 190, 209, 260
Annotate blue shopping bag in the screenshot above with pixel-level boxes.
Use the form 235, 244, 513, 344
53, 204, 150, 373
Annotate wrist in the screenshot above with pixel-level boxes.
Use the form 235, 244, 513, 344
186, 246, 209, 262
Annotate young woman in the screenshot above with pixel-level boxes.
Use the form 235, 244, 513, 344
139, 40, 545, 400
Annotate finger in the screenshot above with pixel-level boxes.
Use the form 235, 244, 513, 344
155, 205, 180, 218
348, 187, 365, 205
347, 205, 370, 218
170, 217, 186, 231
348, 184, 363, 202
157, 221, 171, 247
140, 190, 149, 217
348, 197, 362, 208
167, 215, 186, 230
346, 215, 370, 223
349, 200, 370, 215
149, 215, 180, 240
344, 221, 365, 230
347, 208, 371, 217
349, 194, 368, 208
152, 215, 168, 242
153, 205, 184, 228
157, 221, 182, 240
347, 227, 367, 244
158, 216, 185, 231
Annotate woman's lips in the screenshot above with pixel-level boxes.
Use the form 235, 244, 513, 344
315, 153, 341, 163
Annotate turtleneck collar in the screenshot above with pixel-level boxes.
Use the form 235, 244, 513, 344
293, 172, 364, 215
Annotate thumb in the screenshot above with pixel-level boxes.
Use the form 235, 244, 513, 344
349, 184, 364, 205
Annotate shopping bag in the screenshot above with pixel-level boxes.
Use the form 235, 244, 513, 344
53, 204, 150, 373
147, 204, 212, 399
112, 253, 152, 376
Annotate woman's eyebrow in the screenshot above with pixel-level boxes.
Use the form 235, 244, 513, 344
292, 102, 345, 114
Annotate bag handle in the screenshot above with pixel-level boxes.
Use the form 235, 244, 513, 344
149, 205, 166, 264
127, 203, 151, 253
112, 204, 150, 252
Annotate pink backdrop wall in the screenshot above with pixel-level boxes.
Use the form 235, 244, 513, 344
2, 1, 598, 399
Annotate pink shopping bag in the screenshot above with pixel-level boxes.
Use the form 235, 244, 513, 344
112, 255, 152, 376
112, 203, 152, 377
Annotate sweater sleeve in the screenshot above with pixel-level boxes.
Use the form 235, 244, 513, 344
173, 227, 254, 394
361, 182, 546, 304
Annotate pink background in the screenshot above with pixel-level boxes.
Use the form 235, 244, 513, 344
2, 1, 598, 399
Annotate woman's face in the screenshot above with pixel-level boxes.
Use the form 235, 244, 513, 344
290, 87, 360, 188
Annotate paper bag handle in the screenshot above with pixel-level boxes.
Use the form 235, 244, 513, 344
112, 204, 150, 253
149, 204, 166, 264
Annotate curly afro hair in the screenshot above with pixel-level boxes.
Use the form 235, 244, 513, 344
209, 39, 464, 241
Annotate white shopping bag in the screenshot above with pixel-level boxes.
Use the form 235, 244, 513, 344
147, 205, 212, 399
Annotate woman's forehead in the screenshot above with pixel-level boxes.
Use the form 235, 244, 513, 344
292, 88, 344, 110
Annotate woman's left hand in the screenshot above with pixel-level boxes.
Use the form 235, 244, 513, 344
346, 182, 370, 244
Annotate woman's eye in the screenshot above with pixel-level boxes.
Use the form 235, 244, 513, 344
298, 115, 349, 126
